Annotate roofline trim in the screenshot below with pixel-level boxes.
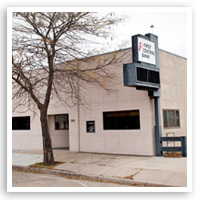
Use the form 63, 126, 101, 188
84, 47, 187, 60
159, 49, 187, 60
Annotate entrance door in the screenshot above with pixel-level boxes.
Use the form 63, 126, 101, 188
48, 114, 69, 149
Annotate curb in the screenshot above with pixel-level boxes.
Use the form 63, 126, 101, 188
12, 165, 175, 187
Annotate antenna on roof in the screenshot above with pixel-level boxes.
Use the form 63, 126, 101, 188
150, 23, 155, 33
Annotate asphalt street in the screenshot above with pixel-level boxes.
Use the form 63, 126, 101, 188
12, 171, 131, 187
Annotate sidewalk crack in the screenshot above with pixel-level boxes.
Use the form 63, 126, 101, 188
164, 171, 176, 184
123, 169, 143, 180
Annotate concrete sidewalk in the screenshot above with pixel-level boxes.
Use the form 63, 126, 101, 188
12, 149, 187, 187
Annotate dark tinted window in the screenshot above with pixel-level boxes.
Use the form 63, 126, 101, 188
12, 116, 30, 130
103, 110, 140, 130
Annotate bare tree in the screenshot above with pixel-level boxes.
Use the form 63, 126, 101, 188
12, 12, 126, 165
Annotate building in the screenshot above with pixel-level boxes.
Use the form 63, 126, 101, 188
12, 45, 187, 156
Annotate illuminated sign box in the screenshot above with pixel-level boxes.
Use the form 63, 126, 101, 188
132, 35, 156, 66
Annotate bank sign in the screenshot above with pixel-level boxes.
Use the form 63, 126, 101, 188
124, 33, 160, 91
137, 37, 156, 65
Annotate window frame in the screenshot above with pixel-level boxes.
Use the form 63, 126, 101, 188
103, 110, 140, 130
55, 114, 69, 130
163, 109, 180, 129
12, 116, 31, 130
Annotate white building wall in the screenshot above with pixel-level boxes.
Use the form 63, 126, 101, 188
159, 50, 187, 137
76, 51, 155, 156
12, 110, 43, 150
12, 48, 187, 156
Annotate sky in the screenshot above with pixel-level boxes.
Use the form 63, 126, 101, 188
110, 10, 189, 58
10, 7, 190, 60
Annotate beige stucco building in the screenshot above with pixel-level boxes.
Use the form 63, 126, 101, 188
12, 47, 187, 156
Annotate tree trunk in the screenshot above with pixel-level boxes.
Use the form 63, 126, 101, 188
40, 108, 54, 165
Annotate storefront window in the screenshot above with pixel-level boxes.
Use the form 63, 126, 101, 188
103, 110, 140, 130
